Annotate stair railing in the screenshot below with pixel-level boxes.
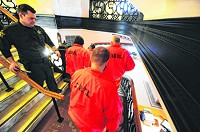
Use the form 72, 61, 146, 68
0, 56, 64, 100
119, 75, 142, 132
0, 6, 18, 22
0, 71, 14, 91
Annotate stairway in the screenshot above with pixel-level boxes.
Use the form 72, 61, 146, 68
0, 47, 68, 132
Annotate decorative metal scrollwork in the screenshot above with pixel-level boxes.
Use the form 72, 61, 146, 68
90, 0, 141, 21
118, 76, 136, 132
0, 0, 17, 25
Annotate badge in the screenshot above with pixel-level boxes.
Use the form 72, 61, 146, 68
0, 30, 5, 38
37, 30, 42, 34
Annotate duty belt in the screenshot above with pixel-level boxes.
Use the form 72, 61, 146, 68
20, 58, 48, 64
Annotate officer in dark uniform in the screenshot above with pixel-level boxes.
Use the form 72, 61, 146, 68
0, 4, 62, 93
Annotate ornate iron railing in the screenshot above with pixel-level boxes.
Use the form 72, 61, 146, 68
90, 0, 142, 21
118, 76, 141, 132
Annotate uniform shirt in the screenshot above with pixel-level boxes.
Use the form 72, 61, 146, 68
65, 44, 90, 76
0, 22, 54, 60
105, 43, 135, 81
68, 67, 122, 132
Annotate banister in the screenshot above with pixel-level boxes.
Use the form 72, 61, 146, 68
0, 6, 18, 22
130, 78, 142, 132
120, 75, 142, 132
0, 56, 64, 100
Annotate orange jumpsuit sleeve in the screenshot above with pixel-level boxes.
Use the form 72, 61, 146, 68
123, 49, 135, 71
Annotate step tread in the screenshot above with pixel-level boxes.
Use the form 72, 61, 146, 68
0, 71, 15, 84
0, 81, 31, 113
0, 47, 17, 56
0, 79, 27, 102
0, 88, 39, 126
9, 81, 69, 131
0, 64, 24, 84
0, 44, 67, 131
10, 94, 53, 132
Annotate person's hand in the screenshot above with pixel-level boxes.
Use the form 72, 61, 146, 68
9, 61, 20, 74
55, 50, 61, 58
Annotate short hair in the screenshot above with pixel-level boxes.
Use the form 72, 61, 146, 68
91, 47, 110, 66
74, 36, 84, 45
88, 44, 95, 49
17, 4, 36, 14
112, 35, 120, 43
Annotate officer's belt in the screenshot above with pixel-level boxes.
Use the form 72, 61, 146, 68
20, 58, 48, 64
29, 59, 47, 64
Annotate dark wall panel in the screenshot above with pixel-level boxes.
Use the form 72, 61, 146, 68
138, 30, 200, 101
132, 17, 200, 132
56, 16, 83, 29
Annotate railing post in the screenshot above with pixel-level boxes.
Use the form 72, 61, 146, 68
0, 72, 14, 92
51, 97, 64, 123
123, 96, 128, 132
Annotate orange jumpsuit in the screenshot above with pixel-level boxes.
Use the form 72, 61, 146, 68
65, 44, 90, 76
68, 67, 122, 132
104, 43, 135, 82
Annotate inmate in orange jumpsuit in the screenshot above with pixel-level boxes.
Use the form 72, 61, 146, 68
68, 67, 122, 132
105, 43, 135, 82
65, 44, 90, 76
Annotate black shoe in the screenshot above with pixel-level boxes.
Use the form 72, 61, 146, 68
55, 89, 62, 94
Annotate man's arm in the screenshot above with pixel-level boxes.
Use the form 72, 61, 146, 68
124, 50, 135, 71
7, 56, 20, 74
0, 49, 19, 74
51, 45, 61, 58
0, 27, 19, 73
39, 27, 61, 58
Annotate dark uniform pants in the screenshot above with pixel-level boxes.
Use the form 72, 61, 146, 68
22, 58, 58, 92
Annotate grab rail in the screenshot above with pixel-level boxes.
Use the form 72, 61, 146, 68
0, 56, 64, 100
0, 6, 18, 22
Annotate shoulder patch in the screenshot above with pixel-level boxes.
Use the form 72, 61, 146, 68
0, 30, 5, 38
37, 30, 42, 34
